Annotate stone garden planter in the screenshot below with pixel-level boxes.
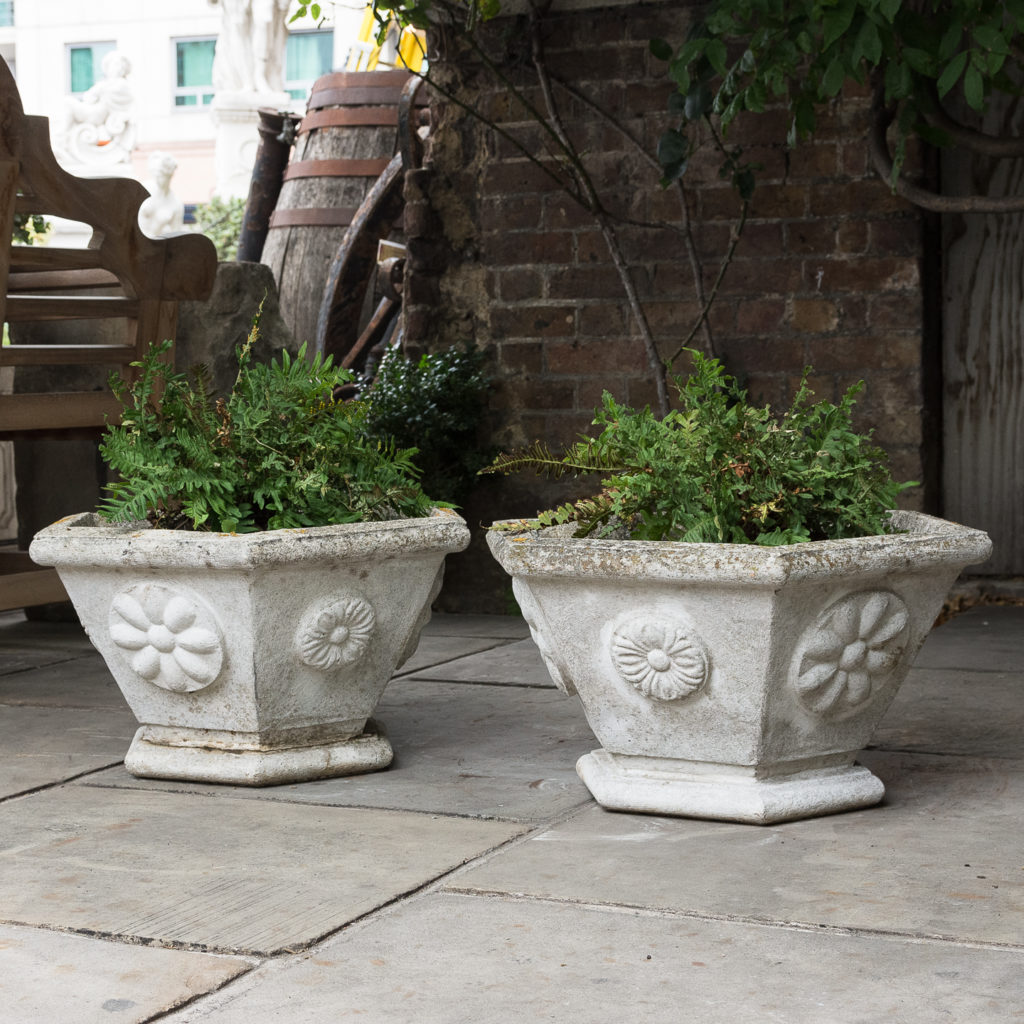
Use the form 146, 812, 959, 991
487, 510, 991, 824
31, 510, 470, 785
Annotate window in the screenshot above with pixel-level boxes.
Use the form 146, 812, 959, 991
68, 41, 116, 94
174, 37, 215, 107
0, 2, 13, 28
285, 30, 333, 100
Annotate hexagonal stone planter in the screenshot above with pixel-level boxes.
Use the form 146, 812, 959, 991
488, 511, 991, 824
31, 510, 470, 785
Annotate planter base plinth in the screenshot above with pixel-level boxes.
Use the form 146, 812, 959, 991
577, 750, 885, 825
124, 720, 394, 786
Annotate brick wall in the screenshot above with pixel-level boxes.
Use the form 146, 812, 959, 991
406, 1, 939, 612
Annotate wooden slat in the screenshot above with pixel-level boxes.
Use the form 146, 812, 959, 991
0, 391, 120, 432
5, 295, 138, 321
10, 247, 104, 272
0, 556, 68, 610
9, 268, 120, 291
0, 344, 133, 366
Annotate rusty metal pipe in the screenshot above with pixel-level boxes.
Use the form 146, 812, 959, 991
237, 109, 296, 263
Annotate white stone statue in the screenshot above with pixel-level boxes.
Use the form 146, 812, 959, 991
53, 50, 135, 169
210, 0, 291, 98
138, 152, 185, 238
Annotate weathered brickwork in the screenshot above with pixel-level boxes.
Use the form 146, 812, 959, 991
405, 2, 938, 611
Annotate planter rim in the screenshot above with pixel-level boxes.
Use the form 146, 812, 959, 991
30, 508, 470, 571
487, 510, 991, 585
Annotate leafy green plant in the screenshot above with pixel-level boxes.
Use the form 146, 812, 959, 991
652, 0, 1024, 207
12, 212, 50, 245
193, 196, 245, 261
99, 314, 442, 533
483, 353, 914, 545
362, 345, 492, 503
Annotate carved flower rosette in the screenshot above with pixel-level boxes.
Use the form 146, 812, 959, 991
610, 616, 710, 702
109, 583, 224, 694
792, 590, 910, 716
297, 596, 376, 671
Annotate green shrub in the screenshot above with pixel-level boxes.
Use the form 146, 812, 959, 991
484, 352, 914, 545
363, 345, 492, 503
193, 196, 245, 261
99, 316, 441, 533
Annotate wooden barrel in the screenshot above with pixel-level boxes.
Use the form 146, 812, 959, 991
261, 70, 419, 347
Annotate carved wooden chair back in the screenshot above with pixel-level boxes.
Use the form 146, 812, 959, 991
0, 60, 217, 610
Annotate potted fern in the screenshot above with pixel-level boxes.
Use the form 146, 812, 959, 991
30, 320, 469, 785
485, 355, 990, 824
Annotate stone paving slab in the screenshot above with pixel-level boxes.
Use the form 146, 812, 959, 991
158, 891, 1024, 1024
0, 922, 253, 1024
394, 635, 517, 677
449, 751, 1024, 947
0, 704, 135, 799
0, 649, 84, 676
80, 680, 595, 822
0, 615, 96, 655
0, 786, 525, 955
912, 606, 1024, 673
403, 638, 553, 688
871, 667, 1024, 758
0, 652, 125, 710
422, 613, 530, 639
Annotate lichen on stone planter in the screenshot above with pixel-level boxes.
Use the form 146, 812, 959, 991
31, 509, 470, 785
488, 510, 991, 824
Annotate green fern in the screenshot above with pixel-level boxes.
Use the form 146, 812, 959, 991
483, 351, 916, 545
99, 308, 444, 532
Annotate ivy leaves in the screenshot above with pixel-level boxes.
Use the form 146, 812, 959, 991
485, 353, 914, 545
651, 0, 1024, 189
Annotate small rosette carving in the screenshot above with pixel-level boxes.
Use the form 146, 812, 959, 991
298, 596, 375, 671
793, 590, 909, 716
611, 618, 710, 701
109, 584, 224, 693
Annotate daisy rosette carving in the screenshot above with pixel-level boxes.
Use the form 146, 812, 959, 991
297, 596, 376, 671
109, 584, 224, 693
793, 590, 909, 716
611, 617, 710, 701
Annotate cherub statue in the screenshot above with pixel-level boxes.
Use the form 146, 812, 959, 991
54, 50, 136, 168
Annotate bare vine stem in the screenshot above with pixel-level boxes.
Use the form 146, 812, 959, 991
548, 72, 716, 360
526, 11, 670, 415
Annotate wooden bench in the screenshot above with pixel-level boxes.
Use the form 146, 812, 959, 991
0, 59, 217, 611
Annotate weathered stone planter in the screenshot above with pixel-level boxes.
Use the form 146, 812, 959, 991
31, 510, 470, 785
488, 511, 991, 824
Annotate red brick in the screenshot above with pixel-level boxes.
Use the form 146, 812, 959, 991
491, 305, 577, 339
785, 143, 841, 180
497, 340, 544, 374
715, 336, 805, 374
836, 220, 869, 255
809, 181, 912, 217
786, 221, 838, 256
869, 293, 924, 330
484, 230, 574, 265
789, 299, 839, 333
546, 337, 647, 374
579, 303, 628, 336
808, 257, 920, 293
736, 298, 786, 334
483, 159, 572, 195
748, 184, 810, 219
498, 268, 545, 302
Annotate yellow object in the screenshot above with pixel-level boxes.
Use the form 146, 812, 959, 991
349, 5, 426, 72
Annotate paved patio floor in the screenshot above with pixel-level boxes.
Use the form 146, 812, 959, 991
0, 604, 1021, 1022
